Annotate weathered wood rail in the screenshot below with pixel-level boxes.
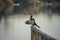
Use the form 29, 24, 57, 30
31, 26, 56, 40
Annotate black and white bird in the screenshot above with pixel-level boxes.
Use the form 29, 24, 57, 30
25, 15, 40, 28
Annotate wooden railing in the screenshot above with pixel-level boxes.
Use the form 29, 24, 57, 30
31, 26, 56, 40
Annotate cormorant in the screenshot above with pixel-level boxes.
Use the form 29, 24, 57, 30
25, 15, 40, 28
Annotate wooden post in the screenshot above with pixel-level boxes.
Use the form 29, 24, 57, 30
31, 26, 56, 40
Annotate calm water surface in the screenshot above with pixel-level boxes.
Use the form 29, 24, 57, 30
0, 5, 60, 40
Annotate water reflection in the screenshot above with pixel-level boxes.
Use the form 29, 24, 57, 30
41, 6, 60, 14
28, 5, 40, 14
0, 5, 60, 40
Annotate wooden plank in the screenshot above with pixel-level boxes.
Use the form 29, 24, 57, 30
31, 26, 56, 40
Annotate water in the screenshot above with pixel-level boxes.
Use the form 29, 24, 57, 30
0, 5, 60, 40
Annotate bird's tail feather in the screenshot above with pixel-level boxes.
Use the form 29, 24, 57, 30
34, 23, 40, 28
